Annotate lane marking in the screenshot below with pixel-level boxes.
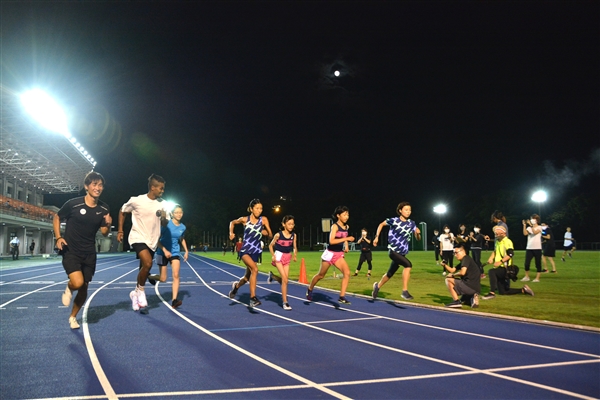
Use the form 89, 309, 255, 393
194, 256, 600, 400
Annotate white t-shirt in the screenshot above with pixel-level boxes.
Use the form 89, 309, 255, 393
121, 194, 169, 251
439, 233, 454, 251
564, 231, 573, 246
526, 225, 543, 250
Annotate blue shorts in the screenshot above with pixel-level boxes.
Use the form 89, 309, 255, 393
240, 252, 260, 263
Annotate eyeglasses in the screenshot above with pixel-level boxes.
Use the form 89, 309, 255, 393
453, 249, 464, 254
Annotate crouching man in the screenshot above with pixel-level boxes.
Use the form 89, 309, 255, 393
443, 243, 481, 308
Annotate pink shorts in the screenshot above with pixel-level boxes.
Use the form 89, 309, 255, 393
321, 249, 344, 265
271, 251, 292, 267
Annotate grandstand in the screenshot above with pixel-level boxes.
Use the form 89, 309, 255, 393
0, 85, 97, 257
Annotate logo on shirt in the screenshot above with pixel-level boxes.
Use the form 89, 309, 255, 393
80, 209, 87, 215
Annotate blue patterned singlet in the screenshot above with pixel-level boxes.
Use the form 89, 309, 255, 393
240, 215, 263, 254
386, 217, 416, 256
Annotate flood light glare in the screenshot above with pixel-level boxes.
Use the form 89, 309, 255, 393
21, 89, 70, 136
433, 204, 447, 214
531, 190, 547, 203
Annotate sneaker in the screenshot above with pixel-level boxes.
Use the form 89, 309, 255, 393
137, 288, 148, 308
69, 316, 80, 329
521, 276, 530, 282
148, 277, 156, 286
229, 282, 238, 299
372, 282, 380, 299
561, 257, 565, 262
353, 272, 358, 276
249, 296, 261, 308
306, 288, 313, 301
129, 290, 140, 311
471, 293, 479, 308
551, 270, 557, 273
445, 299, 462, 308
267, 271, 273, 284
282, 302, 292, 310
532, 279, 540, 282
62, 284, 73, 306
366, 272, 371, 278
482, 293, 496, 300
523, 285, 534, 296
148, 274, 159, 286
541, 269, 548, 273
401, 290, 414, 300
442, 271, 447, 276
480, 274, 486, 279
338, 296, 351, 304
568, 253, 572, 258
172, 299, 182, 309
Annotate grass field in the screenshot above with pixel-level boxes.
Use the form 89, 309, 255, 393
201, 249, 600, 329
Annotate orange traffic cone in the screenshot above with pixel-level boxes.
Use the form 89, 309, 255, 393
299, 258, 308, 284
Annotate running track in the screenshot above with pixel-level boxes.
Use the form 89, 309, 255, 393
1, 253, 599, 399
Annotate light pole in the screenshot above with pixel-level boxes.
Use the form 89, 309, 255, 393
433, 204, 447, 232
531, 190, 547, 219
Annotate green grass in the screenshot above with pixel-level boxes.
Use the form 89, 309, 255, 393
200, 250, 600, 329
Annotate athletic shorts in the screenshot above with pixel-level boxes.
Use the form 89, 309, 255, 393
240, 252, 260, 263
132, 243, 155, 260
453, 280, 478, 296
62, 251, 97, 283
563, 244, 574, 251
271, 251, 292, 267
156, 254, 180, 266
321, 249, 344, 265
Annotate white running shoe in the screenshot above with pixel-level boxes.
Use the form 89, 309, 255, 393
521, 276, 531, 282
267, 271, 273, 284
282, 302, 292, 310
62, 284, 73, 306
69, 316, 80, 329
137, 288, 148, 308
129, 290, 140, 311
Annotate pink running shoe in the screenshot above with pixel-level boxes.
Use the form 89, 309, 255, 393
137, 289, 148, 308
129, 290, 140, 311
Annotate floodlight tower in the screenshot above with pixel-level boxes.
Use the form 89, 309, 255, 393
433, 204, 447, 232
531, 190, 547, 219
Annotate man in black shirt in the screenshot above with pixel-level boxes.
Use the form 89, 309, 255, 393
353, 228, 373, 277
442, 243, 481, 309
54, 172, 111, 329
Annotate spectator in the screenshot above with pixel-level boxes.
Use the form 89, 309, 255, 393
443, 243, 481, 308
561, 227, 575, 261
431, 229, 441, 265
469, 224, 486, 278
29, 240, 35, 256
482, 225, 534, 299
541, 222, 557, 273
439, 224, 455, 273
10, 236, 20, 260
521, 214, 543, 282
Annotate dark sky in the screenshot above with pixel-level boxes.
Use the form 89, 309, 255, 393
2, 1, 599, 236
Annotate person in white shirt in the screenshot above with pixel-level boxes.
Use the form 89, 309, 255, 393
118, 174, 169, 313
10, 236, 20, 260
561, 227, 575, 261
521, 214, 543, 282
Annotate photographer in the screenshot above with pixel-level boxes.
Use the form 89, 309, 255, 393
482, 225, 534, 299
353, 228, 373, 277
443, 243, 481, 308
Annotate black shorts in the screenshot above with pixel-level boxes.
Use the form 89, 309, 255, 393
240, 252, 260, 263
132, 243, 155, 260
62, 251, 97, 283
156, 254, 180, 266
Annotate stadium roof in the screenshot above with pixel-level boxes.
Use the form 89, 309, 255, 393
0, 85, 95, 194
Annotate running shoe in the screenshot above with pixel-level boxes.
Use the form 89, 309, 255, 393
561, 257, 565, 262
282, 302, 292, 310
482, 293, 496, 300
137, 289, 148, 308
69, 316, 80, 329
229, 282, 238, 299
249, 296, 262, 308
521, 276, 530, 282
551, 270, 557, 273
267, 271, 273, 284
480, 274, 486, 279
541, 269, 548, 273
338, 297, 351, 304
401, 290, 414, 300
532, 279, 540, 282
471, 293, 479, 308
148, 275, 158, 286
568, 253, 572, 258
62, 284, 73, 306
445, 299, 462, 308
306, 288, 313, 301
372, 282, 380, 299
172, 299, 182, 309
523, 285, 534, 296
129, 290, 140, 311
353, 272, 358, 276
442, 271, 447, 276
366, 272, 371, 278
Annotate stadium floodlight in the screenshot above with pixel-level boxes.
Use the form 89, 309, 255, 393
433, 204, 447, 231
531, 190, 547, 218
20, 89, 70, 137
162, 200, 178, 213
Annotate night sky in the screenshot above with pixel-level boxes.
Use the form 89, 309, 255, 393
2, 1, 599, 241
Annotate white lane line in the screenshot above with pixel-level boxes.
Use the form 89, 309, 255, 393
0, 260, 137, 308
152, 261, 351, 400
82, 265, 139, 400
0, 258, 123, 281
195, 256, 600, 399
